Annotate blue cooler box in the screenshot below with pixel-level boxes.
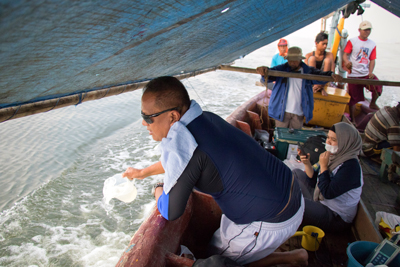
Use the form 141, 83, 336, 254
273, 127, 327, 161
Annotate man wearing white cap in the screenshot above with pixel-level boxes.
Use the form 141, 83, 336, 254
343, 21, 382, 125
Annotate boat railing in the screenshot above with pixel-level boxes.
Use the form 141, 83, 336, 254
219, 65, 400, 87
2, 64, 399, 124
0, 66, 220, 123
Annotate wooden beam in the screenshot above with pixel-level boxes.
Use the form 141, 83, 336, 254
219, 65, 400, 87
0, 67, 218, 123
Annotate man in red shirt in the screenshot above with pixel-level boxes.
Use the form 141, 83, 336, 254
342, 21, 382, 125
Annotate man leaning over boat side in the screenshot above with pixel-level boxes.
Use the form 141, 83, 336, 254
256, 46, 342, 129
123, 76, 309, 266
342, 21, 382, 126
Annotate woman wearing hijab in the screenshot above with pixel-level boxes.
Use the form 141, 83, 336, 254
293, 122, 363, 232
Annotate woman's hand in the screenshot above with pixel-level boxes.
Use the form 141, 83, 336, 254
298, 149, 314, 178
319, 151, 331, 173
298, 149, 311, 166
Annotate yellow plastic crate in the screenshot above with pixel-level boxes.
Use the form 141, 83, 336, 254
308, 87, 350, 128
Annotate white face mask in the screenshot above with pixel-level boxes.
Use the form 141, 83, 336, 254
325, 143, 338, 154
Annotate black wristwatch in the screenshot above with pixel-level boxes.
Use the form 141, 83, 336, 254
151, 182, 164, 196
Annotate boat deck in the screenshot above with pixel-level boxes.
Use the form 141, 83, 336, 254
278, 157, 400, 267
280, 231, 354, 267
359, 156, 400, 219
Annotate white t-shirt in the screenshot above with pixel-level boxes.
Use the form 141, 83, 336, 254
344, 37, 377, 77
285, 67, 304, 116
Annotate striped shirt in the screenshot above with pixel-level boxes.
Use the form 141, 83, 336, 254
365, 106, 400, 146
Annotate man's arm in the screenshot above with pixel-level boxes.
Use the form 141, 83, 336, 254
304, 52, 312, 65
342, 40, 353, 73
156, 149, 209, 221
368, 59, 376, 79
327, 52, 335, 72
270, 55, 277, 68
123, 161, 164, 180
309, 68, 343, 85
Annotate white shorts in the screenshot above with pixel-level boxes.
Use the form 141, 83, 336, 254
209, 197, 304, 265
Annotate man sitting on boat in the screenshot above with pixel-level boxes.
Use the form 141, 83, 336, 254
123, 76, 308, 266
362, 102, 400, 157
342, 20, 382, 125
293, 122, 363, 233
256, 47, 340, 129
304, 31, 335, 96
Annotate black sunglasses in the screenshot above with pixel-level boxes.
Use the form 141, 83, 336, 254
141, 107, 179, 124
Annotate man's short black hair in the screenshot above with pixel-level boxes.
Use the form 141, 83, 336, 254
143, 76, 191, 113
315, 32, 328, 43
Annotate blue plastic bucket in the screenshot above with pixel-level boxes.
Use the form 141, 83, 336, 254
346, 241, 400, 267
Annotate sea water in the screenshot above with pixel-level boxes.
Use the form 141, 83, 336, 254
1, 34, 400, 267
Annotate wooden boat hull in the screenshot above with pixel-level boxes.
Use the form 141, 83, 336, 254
117, 191, 222, 267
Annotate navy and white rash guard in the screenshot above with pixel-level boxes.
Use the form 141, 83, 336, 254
157, 111, 301, 224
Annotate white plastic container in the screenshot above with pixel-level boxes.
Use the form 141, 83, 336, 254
103, 173, 137, 204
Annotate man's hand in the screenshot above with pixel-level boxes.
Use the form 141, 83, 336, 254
313, 84, 323, 93
256, 66, 269, 76
368, 72, 375, 79
345, 62, 352, 73
331, 74, 343, 83
122, 167, 144, 180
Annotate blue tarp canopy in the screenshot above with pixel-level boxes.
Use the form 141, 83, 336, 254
0, 0, 398, 112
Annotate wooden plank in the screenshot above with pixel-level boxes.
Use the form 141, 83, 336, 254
236, 120, 252, 137
0, 67, 219, 123
247, 110, 262, 131
324, 231, 354, 267
352, 200, 382, 243
220, 65, 400, 87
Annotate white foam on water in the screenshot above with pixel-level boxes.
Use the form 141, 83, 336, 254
0, 242, 48, 266
0, 221, 132, 267
133, 200, 157, 224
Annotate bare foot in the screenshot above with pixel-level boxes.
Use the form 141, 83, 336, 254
274, 249, 308, 266
247, 249, 308, 267
289, 249, 308, 266
369, 103, 380, 110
